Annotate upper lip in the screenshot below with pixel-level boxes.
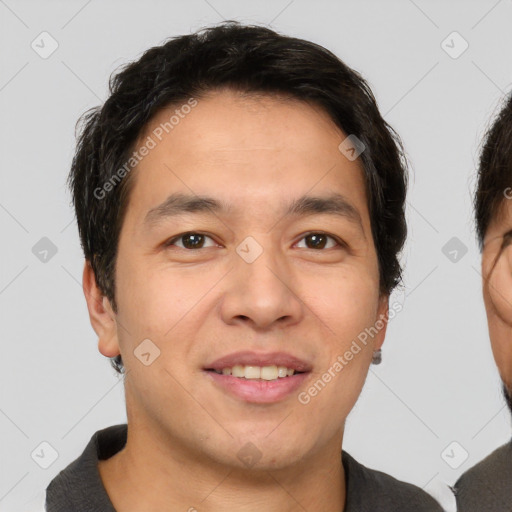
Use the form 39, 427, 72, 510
204, 350, 312, 372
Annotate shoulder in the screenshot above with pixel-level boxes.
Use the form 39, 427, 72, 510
454, 441, 512, 512
44, 424, 126, 511
342, 451, 444, 512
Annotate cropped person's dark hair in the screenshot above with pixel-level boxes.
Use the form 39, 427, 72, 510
475, 93, 512, 249
67, 21, 408, 374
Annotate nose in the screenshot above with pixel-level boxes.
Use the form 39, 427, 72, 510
219, 243, 305, 331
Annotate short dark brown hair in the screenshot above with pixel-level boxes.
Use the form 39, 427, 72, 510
474, 93, 512, 248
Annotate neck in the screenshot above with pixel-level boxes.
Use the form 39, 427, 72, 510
98, 421, 346, 512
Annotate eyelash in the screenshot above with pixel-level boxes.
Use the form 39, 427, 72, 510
164, 231, 346, 251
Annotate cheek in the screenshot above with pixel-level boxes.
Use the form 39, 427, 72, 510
488, 276, 512, 328
298, 270, 379, 407
113, 258, 210, 379
116, 255, 203, 330
304, 268, 380, 339
484, 250, 512, 386
489, 330, 512, 388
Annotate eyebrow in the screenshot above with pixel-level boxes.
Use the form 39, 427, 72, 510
143, 192, 363, 229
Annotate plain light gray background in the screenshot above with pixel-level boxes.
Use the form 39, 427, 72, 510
1, 0, 511, 509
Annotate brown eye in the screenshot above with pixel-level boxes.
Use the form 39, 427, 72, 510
295, 232, 342, 250
165, 233, 216, 250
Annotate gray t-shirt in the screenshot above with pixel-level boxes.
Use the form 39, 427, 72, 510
45, 424, 443, 511
454, 439, 512, 511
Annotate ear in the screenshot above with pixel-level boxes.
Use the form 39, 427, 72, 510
485, 244, 512, 326
82, 260, 120, 359
482, 243, 512, 389
373, 295, 389, 351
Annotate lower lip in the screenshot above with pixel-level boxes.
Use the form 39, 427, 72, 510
204, 371, 310, 403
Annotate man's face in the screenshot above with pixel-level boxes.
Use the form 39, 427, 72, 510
482, 198, 512, 410
92, 89, 387, 470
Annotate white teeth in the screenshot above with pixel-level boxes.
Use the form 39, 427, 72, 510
213, 365, 297, 380
244, 366, 261, 379
260, 365, 278, 380
232, 365, 245, 378
277, 366, 288, 378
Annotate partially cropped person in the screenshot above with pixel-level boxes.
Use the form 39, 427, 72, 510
454, 93, 512, 511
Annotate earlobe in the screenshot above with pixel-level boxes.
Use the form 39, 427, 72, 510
82, 260, 121, 359
486, 245, 512, 326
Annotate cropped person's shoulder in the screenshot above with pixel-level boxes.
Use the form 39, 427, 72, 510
454, 440, 512, 512
342, 451, 444, 512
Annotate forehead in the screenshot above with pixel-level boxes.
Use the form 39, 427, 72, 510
124, 89, 369, 228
